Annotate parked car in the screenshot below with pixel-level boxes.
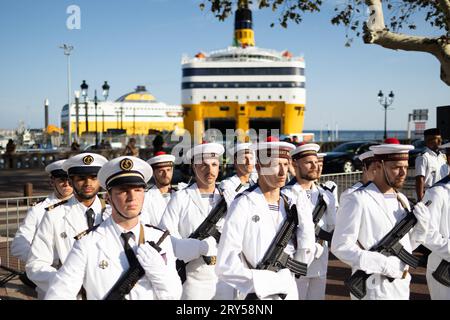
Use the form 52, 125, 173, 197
322, 141, 380, 173
408, 139, 426, 167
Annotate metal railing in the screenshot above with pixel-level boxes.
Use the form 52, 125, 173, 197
0, 195, 46, 271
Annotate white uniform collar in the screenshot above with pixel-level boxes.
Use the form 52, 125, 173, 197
74, 195, 102, 213
111, 218, 141, 242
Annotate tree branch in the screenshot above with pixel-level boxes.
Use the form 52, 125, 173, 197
364, 27, 440, 53
439, 0, 450, 31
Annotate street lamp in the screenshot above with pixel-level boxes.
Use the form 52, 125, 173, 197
94, 90, 98, 147
377, 90, 395, 140
80, 80, 89, 134
74, 91, 80, 142
102, 81, 110, 100
60, 44, 74, 144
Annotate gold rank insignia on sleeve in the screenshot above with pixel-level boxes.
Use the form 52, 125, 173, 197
74, 230, 88, 240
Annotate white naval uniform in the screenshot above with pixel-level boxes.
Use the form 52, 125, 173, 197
284, 182, 336, 300
45, 216, 182, 300
219, 173, 258, 206
141, 186, 174, 226
331, 182, 422, 300
415, 147, 448, 189
339, 181, 364, 203
11, 193, 65, 263
423, 176, 450, 300
159, 183, 233, 300
216, 187, 316, 300
26, 196, 110, 296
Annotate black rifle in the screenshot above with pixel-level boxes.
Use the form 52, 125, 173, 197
177, 184, 243, 281
245, 198, 307, 300
312, 185, 335, 243
432, 259, 450, 287
345, 200, 431, 299
104, 230, 170, 300
0, 264, 36, 289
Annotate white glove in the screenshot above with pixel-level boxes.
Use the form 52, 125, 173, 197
411, 202, 430, 244
136, 242, 166, 273
199, 236, 217, 257
137, 242, 182, 300
314, 242, 325, 259
382, 255, 405, 279
251, 268, 292, 299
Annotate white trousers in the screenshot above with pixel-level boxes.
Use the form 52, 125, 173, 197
296, 275, 327, 300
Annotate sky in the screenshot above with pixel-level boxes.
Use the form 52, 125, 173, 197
0, 0, 448, 132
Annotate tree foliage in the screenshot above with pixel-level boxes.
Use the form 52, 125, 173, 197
200, 0, 447, 35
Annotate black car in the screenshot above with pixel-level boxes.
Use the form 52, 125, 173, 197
323, 141, 380, 174
408, 139, 426, 167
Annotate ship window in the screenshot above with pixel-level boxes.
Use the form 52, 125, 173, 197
293, 96, 296, 99
257, 96, 260, 100
256, 106, 265, 111
203, 96, 206, 100
235, 96, 238, 100
246, 96, 250, 99
220, 106, 229, 111
224, 96, 228, 100
240, 106, 245, 111
214, 96, 217, 99
268, 96, 271, 100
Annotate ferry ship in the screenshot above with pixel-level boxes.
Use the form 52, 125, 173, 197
182, 4, 306, 143
61, 86, 183, 138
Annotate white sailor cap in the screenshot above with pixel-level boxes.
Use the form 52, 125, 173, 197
439, 142, 450, 150
369, 144, 414, 161
45, 160, 68, 178
185, 143, 225, 162
317, 152, 326, 160
290, 143, 321, 160
230, 143, 253, 156
358, 151, 375, 162
98, 156, 153, 190
147, 151, 176, 168
62, 153, 108, 176
252, 137, 296, 160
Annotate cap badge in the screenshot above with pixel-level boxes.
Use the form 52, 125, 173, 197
120, 158, 134, 171
83, 155, 94, 165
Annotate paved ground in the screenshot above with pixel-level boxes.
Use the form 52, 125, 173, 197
0, 253, 430, 300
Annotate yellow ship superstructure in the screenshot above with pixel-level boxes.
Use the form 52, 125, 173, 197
61, 86, 183, 137
182, 5, 306, 143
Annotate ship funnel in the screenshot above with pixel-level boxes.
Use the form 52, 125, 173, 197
234, 2, 255, 47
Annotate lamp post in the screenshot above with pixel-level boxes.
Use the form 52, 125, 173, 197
377, 90, 395, 140
94, 90, 98, 147
60, 44, 74, 144
74, 91, 80, 142
81, 80, 89, 135
44, 99, 49, 144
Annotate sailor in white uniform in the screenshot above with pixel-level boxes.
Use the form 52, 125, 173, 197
283, 144, 336, 300
159, 142, 233, 299
317, 152, 339, 210
12, 160, 73, 263
216, 137, 316, 300
141, 151, 177, 226
332, 144, 430, 300
45, 156, 182, 300
340, 151, 376, 203
422, 142, 450, 300
220, 143, 258, 207
26, 153, 110, 297
415, 128, 448, 201
11, 160, 73, 298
